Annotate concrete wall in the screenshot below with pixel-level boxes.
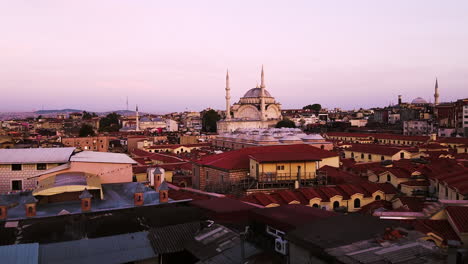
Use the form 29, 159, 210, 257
0, 163, 61, 193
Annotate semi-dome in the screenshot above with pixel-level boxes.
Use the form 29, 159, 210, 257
411, 97, 428, 104
243, 88, 272, 98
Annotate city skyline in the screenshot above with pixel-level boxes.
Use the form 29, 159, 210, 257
1, 0, 468, 112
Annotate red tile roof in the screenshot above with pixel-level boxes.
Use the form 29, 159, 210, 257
347, 144, 407, 156
358, 200, 393, 215
397, 197, 425, 212
383, 167, 412, 179
317, 165, 365, 184
411, 219, 460, 243
400, 180, 430, 187
195, 144, 338, 171
437, 137, 468, 145
446, 206, 468, 233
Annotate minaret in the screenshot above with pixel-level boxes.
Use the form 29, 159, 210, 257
135, 105, 140, 131
225, 70, 231, 121
434, 78, 440, 105
260, 65, 266, 121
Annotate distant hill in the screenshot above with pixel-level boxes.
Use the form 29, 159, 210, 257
35, 109, 82, 114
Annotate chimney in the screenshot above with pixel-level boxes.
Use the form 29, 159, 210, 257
158, 181, 169, 203
153, 167, 163, 190
134, 183, 145, 206
0, 196, 8, 220
79, 188, 93, 212
24, 195, 38, 218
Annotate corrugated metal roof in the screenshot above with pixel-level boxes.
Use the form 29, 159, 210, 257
0, 147, 75, 164
39, 231, 155, 264
148, 221, 200, 254
70, 151, 137, 164
0, 243, 39, 264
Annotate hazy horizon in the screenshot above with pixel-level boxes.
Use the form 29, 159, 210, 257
1, 0, 468, 113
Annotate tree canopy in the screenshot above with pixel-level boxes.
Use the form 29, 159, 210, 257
275, 118, 296, 128
79, 124, 96, 137
99, 112, 121, 132
202, 110, 221, 132
82, 111, 97, 120
303, 104, 322, 112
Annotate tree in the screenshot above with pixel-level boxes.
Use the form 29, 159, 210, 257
83, 111, 97, 120
303, 104, 322, 113
79, 124, 95, 137
82, 111, 93, 120
275, 118, 296, 128
99, 112, 121, 132
202, 110, 221, 132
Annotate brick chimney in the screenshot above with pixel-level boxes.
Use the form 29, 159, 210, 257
24, 195, 38, 218
158, 180, 169, 203
134, 183, 145, 206
153, 167, 163, 191
0, 196, 8, 220
79, 188, 93, 212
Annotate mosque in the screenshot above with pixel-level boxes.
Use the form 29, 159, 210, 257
217, 66, 283, 133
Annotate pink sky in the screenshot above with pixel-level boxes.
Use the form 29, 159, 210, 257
1, 0, 467, 113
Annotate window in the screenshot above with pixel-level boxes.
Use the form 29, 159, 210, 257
387, 174, 391, 182
375, 195, 381, 201
361, 154, 364, 159
312, 203, 319, 208
400, 152, 405, 159
206, 171, 209, 181
354, 198, 361, 208
351, 152, 354, 158
320, 145, 324, 150
11, 164, 22, 171
368, 154, 372, 160
381, 156, 385, 161
12, 180, 22, 190
84, 200, 89, 207
36, 163, 47, 170
277, 165, 285, 170
28, 206, 33, 214
333, 201, 340, 209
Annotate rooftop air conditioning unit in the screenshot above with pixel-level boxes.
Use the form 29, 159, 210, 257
275, 237, 288, 255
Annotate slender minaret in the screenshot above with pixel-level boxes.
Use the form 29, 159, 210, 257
135, 105, 140, 131
225, 70, 231, 120
434, 78, 440, 105
260, 65, 266, 121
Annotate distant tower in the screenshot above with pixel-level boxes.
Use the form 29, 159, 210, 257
126, 96, 129, 111
225, 70, 231, 121
398, 95, 402, 105
260, 65, 266, 121
136, 105, 140, 131
434, 78, 440, 105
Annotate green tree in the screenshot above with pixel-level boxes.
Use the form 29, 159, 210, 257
202, 110, 221, 132
82, 111, 93, 120
303, 104, 322, 113
275, 118, 296, 128
99, 112, 121, 132
79, 124, 95, 137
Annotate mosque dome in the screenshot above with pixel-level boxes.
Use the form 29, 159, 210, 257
243, 88, 272, 98
411, 97, 428, 104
